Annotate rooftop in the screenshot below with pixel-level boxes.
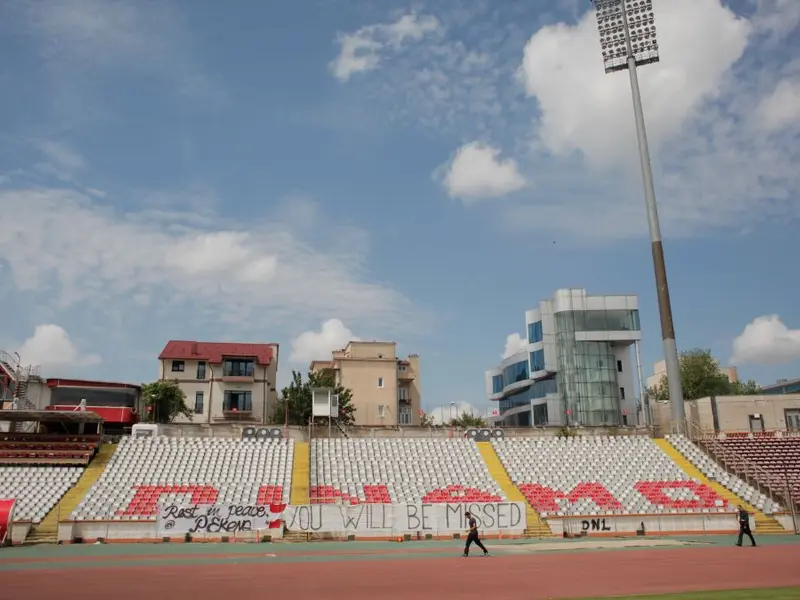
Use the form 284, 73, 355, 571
158, 341, 275, 365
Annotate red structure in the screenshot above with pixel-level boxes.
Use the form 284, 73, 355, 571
44, 379, 140, 429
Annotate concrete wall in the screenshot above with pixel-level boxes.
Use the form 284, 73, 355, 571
549, 512, 740, 537
653, 394, 800, 433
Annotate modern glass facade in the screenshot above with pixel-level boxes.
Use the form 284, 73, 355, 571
499, 376, 557, 412
492, 375, 503, 394
555, 310, 626, 425
556, 309, 640, 332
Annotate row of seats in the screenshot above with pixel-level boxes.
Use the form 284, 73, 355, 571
0, 433, 100, 466
70, 437, 293, 520
0, 466, 83, 523
309, 439, 505, 504
711, 437, 800, 507
667, 435, 782, 513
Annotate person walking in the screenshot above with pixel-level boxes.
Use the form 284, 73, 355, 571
463, 511, 489, 557
736, 504, 756, 547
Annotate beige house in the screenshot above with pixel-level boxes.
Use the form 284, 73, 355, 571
157, 340, 279, 424
652, 394, 800, 434
646, 359, 738, 391
310, 341, 421, 427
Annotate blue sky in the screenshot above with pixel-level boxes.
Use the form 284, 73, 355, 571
0, 0, 799, 418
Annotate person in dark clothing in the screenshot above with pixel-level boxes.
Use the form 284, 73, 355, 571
463, 511, 489, 557
736, 504, 756, 547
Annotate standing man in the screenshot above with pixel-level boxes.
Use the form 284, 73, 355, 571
463, 511, 489, 557
736, 504, 756, 547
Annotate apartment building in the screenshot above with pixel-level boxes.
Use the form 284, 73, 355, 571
310, 341, 421, 427
157, 340, 279, 424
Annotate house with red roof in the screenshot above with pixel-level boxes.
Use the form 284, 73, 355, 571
157, 340, 279, 424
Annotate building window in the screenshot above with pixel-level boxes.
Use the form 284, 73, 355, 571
223, 359, 254, 377
197, 361, 206, 379
171, 360, 185, 372
503, 360, 529, 386
532, 403, 548, 426
555, 310, 641, 332
399, 405, 412, 425
786, 409, 800, 431
223, 390, 252, 412
492, 375, 504, 394
529, 350, 545, 373
194, 392, 204, 414
620, 387, 625, 399
398, 365, 406, 372
377, 377, 384, 388
527, 321, 543, 344
398, 387, 408, 401
748, 414, 764, 432
617, 360, 623, 372
377, 404, 386, 418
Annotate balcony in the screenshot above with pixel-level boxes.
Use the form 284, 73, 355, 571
218, 409, 255, 422
220, 375, 254, 384
398, 396, 411, 405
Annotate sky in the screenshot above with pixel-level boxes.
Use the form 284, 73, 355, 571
0, 0, 799, 420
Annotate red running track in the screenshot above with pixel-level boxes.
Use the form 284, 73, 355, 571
3, 545, 799, 600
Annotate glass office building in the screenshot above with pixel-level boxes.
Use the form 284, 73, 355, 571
485, 289, 642, 427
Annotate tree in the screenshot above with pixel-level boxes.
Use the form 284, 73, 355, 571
271, 370, 356, 426
731, 379, 762, 395
447, 412, 487, 428
648, 349, 761, 401
420, 411, 436, 428
141, 380, 192, 423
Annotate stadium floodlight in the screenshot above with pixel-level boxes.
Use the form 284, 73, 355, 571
595, 0, 659, 73
591, 0, 685, 432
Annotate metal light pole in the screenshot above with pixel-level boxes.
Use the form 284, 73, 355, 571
592, 0, 685, 432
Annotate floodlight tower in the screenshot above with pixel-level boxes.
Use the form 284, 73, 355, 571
592, 0, 685, 431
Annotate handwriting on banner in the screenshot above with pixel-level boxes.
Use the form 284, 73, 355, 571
581, 518, 612, 532
157, 503, 284, 535
283, 502, 525, 533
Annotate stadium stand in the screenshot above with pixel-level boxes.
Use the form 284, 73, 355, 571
491, 436, 732, 516
0, 466, 83, 524
708, 436, 800, 508
0, 433, 99, 466
309, 438, 505, 504
666, 435, 782, 513
70, 436, 293, 519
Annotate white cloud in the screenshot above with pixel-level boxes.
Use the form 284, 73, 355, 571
439, 142, 527, 201
731, 315, 800, 365
0, 187, 416, 335
425, 401, 486, 425
502, 333, 528, 360
519, 0, 750, 167
756, 78, 800, 133
35, 141, 87, 179
17, 324, 100, 369
289, 319, 359, 364
330, 13, 441, 81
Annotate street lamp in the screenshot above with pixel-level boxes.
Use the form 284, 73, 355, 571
592, 0, 685, 431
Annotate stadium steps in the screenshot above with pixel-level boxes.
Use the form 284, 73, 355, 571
654, 438, 788, 534
476, 441, 553, 538
290, 441, 310, 505
26, 442, 117, 543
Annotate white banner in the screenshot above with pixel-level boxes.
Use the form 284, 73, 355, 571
157, 501, 526, 536
157, 503, 284, 536
283, 502, 526, 534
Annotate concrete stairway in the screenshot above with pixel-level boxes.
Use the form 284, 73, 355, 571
654, 438, 787, 534
476, 441, 553, 538
290, 441, 309, 505
27, 442, 117, 543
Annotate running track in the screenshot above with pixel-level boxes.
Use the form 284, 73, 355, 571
2, 544, 799, 599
